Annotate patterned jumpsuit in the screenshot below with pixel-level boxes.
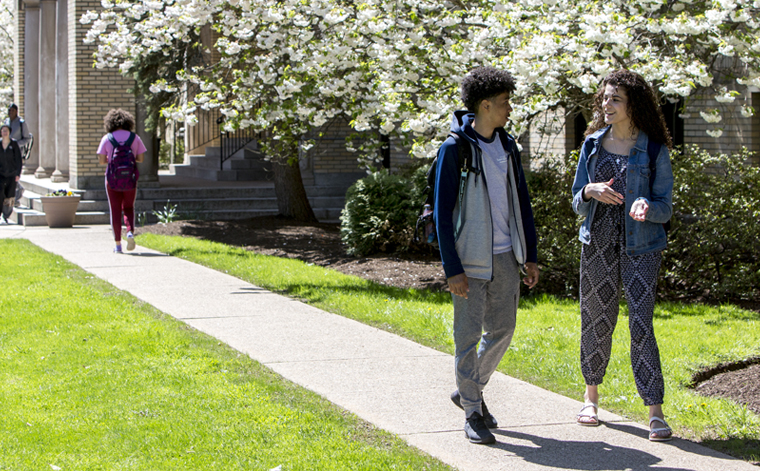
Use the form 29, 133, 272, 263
579, 147, 665, 406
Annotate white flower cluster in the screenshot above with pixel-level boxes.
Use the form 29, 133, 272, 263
81, 0, 760, 163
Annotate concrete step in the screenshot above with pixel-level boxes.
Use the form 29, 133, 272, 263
9, 207, 111, 226
150, 195, 344, 212
16, 175, 346, 227
170, 164, 238, 181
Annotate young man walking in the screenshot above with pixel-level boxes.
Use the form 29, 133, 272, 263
434, 66, 539, 444
5, 104, 32, 155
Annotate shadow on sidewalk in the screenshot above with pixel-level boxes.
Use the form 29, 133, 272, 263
604, 422, 753, 463
491, 428, 692, 471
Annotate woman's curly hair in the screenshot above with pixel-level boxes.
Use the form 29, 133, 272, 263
103, 108, 136, 133
461, 66, 516, 113
585, 69, 673, 149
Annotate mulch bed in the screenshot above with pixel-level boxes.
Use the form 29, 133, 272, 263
138, 216, 759, 416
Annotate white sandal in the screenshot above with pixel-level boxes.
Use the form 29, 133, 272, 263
577, 401, 600, 426
649, 416, 672, 441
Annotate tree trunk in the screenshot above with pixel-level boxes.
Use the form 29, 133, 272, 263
272, 158, 317, 222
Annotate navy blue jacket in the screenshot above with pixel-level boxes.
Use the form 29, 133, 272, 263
434, 111, 538, 279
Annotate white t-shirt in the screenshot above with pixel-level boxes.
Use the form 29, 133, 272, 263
477, 132, 512, 254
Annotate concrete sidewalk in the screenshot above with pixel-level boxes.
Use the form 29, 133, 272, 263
1, 223, 755, 471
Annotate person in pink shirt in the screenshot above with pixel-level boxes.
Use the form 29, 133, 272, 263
96, 109, 146, 253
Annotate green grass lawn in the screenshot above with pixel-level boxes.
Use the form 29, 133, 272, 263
0, 239, 452, 471
136, 233, 760, 463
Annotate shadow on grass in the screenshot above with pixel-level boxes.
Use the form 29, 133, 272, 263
159, 245, 452, 306
272, 281, 452, 307
698, 437, 760, 464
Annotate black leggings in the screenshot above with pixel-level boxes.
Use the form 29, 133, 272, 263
1, 175, 16, 199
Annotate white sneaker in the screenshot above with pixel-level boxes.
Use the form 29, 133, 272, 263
126, 232, 136, 251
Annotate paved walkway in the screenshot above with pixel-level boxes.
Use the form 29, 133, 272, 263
1, 224, 756, 471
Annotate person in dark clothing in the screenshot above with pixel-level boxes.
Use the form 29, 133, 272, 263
0, 124, 23, 223
434, 66, 539, 445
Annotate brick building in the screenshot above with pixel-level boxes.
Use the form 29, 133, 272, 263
522, 88, 760, 166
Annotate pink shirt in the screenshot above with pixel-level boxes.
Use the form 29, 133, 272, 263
97, 130, 147, 161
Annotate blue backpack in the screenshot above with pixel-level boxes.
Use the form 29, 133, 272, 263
106, 132, 139, 191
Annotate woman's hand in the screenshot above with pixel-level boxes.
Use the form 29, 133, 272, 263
630, 199, 649, 222
583, 178, 623, 205
447, 273, 469, 299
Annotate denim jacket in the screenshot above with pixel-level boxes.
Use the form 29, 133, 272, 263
571, 127, 673, 256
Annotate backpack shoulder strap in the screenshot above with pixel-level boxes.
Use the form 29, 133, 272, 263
107, 132, 119, 147
647, 140, 662, 190
448, 132, 471, 171
125, 132, 136, 149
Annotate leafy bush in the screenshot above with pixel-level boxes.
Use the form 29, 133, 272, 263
526, 153, 583, 298
340, 170, 428, 256
664, 146, 760, 301
528, 146, 760, 302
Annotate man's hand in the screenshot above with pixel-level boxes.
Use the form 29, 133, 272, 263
447, 273, 469, 299
522, 262, 539, 288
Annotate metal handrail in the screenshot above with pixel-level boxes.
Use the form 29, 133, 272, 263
217, 116, 260, 170
184, 107, 222, 156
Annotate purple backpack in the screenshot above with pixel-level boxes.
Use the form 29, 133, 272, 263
106, 132, 139, 191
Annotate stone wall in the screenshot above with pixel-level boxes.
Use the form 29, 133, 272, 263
680, 88, 755, 157
303, 119, 371, 187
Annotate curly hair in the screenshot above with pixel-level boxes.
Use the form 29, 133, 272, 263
461, 66, 516, 113
103, 108, 136, 133
584, 69, 673, 149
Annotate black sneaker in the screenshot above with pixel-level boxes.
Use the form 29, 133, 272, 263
464, 412, 496, 444
450, 389, 498, 429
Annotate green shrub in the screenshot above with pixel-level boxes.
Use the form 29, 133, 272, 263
527, 146, 760, 302
340, 170, 428, 256
664, 145, 760, 301
526, 152, 583, 298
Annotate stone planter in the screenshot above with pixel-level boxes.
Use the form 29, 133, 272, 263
40, 196, 81, 228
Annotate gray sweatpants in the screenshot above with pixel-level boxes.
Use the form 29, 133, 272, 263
452, 251, 520, 418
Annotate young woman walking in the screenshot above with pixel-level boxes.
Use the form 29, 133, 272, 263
571, 70, 674, 441
97, 109, 146, 253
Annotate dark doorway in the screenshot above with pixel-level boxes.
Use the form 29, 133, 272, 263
661, 99, 685, 147
380, 134, 391, 169
574, 112, 587, 150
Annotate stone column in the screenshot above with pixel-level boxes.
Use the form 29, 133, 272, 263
34, 0, 56, 178
51, 0, 69, 182
22, 0, 40, 174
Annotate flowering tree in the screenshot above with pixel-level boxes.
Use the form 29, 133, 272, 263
357, 0, 760, 152
83, 0, 760, 218
0, 0, 14, 109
